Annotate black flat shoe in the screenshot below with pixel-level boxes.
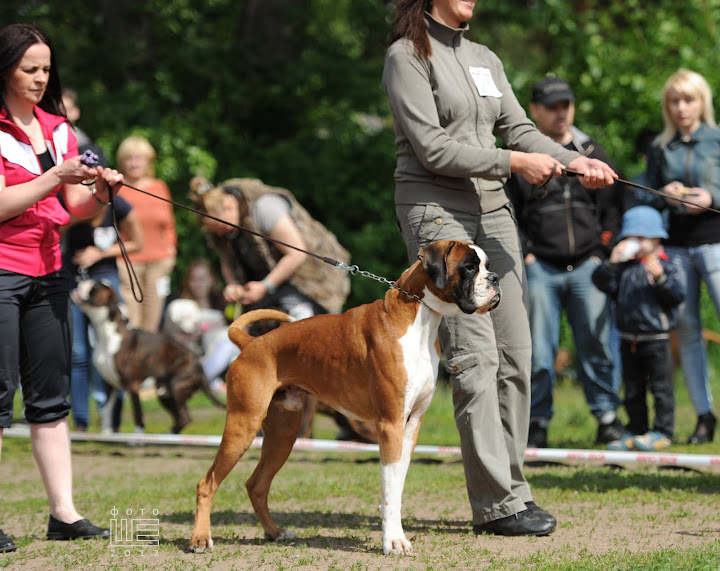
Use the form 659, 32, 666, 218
688, 412, 716, 444
525, 501, 557, 527
474, 508, 556, 537
46, 515, 110, 540
0, 529, 17, 553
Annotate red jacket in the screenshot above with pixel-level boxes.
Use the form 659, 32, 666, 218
0, 106, 77, 276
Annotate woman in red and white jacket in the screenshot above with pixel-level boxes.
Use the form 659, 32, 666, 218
0, 23, 123, 550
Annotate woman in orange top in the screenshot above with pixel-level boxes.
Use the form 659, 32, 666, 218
116, 135, 177, 332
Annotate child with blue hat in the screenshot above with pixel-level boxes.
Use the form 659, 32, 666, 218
592, 206, 685, 450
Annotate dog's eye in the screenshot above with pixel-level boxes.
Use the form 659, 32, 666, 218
459, 260, 478, 277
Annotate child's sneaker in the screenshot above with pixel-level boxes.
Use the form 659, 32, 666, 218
633, 431, 672, 451
607, 432, 636, 450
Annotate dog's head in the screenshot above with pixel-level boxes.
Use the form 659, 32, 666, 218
411, 240, 501, 315
70, 279, 123, 324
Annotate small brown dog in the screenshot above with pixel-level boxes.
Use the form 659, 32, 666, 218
189, 240, 501, 555
71, 279, 225, 434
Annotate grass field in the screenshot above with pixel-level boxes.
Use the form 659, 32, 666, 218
0, 368, 718, 569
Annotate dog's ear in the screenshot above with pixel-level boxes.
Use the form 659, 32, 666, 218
421, 241, 451, 289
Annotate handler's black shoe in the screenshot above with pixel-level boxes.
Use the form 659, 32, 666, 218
46, 515, 110, 540
474, 509, 555, 536
0, 529, 17, 552
524, 501, 557, 527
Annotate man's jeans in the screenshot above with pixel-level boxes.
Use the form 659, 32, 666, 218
666, 244, 720, 416
527, 257, 619, 421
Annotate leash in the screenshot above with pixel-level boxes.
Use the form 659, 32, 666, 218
562, 168, 720, 215
80, 150, 144, 301
80, 151, 418, 304
532, 160, 720, 215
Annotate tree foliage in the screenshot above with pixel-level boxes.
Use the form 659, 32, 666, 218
2, 0, 720, 308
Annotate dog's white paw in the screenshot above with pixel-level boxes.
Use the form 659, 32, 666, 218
383, 536, 413, 555
266, 529, 296, 542
189, 536, 213, 553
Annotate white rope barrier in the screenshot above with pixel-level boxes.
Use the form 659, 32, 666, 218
4, 426, 720, 467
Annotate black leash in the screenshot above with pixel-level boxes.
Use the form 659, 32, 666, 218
80, 150, 352, 303
532, 160, 720, 215
118, 179, 348, 268
562, 168, 720, 215
81, 150, 144, 302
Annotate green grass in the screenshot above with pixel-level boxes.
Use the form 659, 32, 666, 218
2, 368, 719, 569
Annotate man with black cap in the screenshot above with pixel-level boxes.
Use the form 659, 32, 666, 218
505, 77, 626, 448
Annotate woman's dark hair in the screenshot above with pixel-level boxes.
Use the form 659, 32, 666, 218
390, 0, 432, 59
0, 23, 65, 117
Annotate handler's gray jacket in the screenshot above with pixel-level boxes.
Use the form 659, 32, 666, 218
382, 13, 581, 214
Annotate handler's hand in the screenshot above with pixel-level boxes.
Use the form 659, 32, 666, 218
567, 156, 617, 189
93, 166, 124, 203
55, 155, 100, 186
509, 152, 563, 186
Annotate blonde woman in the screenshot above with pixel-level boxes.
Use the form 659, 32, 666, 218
644, 69, 720, 444
115, 135, 177, 332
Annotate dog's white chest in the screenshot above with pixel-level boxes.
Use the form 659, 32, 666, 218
91, 319, 123, 388
398, 308, 441, 417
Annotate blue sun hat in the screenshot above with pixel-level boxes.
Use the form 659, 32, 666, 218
617, 206, 668, 240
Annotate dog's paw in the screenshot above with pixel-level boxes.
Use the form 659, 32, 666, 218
189, 535, 213, 553
383, 536, 413, 556
264, 529, 297, 542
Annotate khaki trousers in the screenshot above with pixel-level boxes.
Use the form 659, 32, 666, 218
117, 256, 176, 333
396, 203, 532, 524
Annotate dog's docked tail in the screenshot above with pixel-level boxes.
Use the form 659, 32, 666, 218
228, 309, 294, 349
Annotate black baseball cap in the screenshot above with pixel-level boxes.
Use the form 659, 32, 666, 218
531, 77, 575, 106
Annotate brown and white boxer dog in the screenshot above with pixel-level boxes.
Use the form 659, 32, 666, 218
189, 240, 501, 556
71, 280, 225, 434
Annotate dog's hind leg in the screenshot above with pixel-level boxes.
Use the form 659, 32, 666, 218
297, 393, 317, 438
247, 404, 303, 542
190, 407, 269, 553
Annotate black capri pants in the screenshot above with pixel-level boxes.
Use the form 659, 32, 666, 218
0, 269, 73, 427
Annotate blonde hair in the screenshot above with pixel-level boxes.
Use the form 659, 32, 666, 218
188, 176, 226, 213
658, 69, 716, 146
116, 135, 157, 175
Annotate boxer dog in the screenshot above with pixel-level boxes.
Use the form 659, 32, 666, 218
71, 280, 226, 434
189, 240, 501, 555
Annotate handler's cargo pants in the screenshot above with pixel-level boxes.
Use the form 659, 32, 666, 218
396, 203, 532, 524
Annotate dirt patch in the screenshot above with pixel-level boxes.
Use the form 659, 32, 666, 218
1, 440, 718, 570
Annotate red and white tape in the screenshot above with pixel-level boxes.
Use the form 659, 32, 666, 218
4, 427, 719, 467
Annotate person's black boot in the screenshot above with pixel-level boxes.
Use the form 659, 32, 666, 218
528, 419, 548, 448
524, 501, 557, 527
46, 515, 110, 541
474, 508, 555, 536
596, 416, 624, 444
688, 412, 716, 444
0, 529, 17, 553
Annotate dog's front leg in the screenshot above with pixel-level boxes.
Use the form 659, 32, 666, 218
129, 389, 145, 433
378, 420, 415, 555
100, 389, 118, 435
